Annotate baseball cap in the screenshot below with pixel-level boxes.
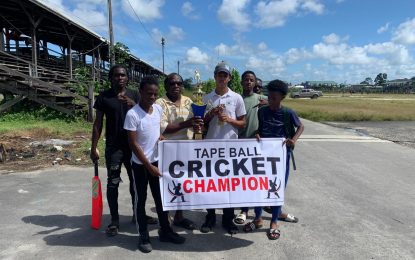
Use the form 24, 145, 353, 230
214, 61, 231, 75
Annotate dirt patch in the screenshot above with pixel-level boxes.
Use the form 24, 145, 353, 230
0, 131, 91, 174
324, 121, 415, 149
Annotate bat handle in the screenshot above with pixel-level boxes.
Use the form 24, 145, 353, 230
94, 161, 99, 177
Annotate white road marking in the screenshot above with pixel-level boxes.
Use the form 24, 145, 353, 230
299, 135, 391, 143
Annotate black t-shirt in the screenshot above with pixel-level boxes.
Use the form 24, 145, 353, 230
93, 88, 139, 148
258, 106, 301, 138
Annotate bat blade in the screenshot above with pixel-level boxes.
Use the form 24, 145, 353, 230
91, 162, 103, 229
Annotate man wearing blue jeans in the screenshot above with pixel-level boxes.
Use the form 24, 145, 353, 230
243, 79, 304, 240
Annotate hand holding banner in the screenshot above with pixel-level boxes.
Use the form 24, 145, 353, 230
159, 138, 286, 211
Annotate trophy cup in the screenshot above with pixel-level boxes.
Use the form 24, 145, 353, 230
191, 70, 206, 140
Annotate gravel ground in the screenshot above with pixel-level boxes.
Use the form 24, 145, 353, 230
324, 121, 415, 149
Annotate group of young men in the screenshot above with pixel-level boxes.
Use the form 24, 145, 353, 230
91, 62, 304, 253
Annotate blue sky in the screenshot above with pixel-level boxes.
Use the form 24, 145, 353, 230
39, 0, 415, 84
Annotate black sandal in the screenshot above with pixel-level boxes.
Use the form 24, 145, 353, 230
267, 228, 280, 240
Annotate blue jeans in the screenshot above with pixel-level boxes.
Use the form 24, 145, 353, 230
241, 148, 292, 223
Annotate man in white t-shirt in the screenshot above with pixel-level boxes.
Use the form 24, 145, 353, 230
124, 76, 185, 253
200, 61, 247, 235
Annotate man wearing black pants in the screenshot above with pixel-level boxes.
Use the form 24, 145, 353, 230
124, 76, 185, 253
90, 65, 156, 236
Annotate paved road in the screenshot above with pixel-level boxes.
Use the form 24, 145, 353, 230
1, 119, 414, 259
324, 121, 415, 149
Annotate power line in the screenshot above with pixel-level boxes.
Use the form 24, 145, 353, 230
125, 0, 159, 45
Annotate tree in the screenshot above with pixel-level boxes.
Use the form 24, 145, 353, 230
112, 42, 130, 65
228, 68, 242, 94
158, 76, 166, 98
374, 73, 387, 86
202, 78, 215, 93
360, 77, 373, 85
183, 77, 193, 89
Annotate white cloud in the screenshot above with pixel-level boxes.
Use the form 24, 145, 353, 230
181, 2, 199, 19
392, 18, 415, 45
39, 0, 107, 33
377, 22, 390, 34
168, 26, 185, 41
255, 0, 298, 28
151, 28, 163, 43
365, 42, 411, 65
214, 43, 242, 56
301, 0, 324, 14
312, 42, 374, 65
121, 0, 164, 22
185, 47, 209, 64
217, 0, 251, 31
255, 0, 325, 29
285, 48, 310, 64
258, 42, 267, 51
151, 26, 185, 43
246, 56, 286, 76
74, 0, 105, 4
322, 33, 340, 44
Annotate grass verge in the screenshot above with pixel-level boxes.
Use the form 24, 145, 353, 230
284, 94, 415, 121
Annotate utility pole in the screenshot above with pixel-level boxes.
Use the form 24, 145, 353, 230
108, 0, 115, 66
177, 60, 180, 74
161, 37, 165, 74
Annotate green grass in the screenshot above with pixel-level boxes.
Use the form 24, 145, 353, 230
284, 94, 415, 121
0, 117, 90, 136
0, 112, 106, 166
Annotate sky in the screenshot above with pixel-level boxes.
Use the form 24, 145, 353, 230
37, 0, 415, 84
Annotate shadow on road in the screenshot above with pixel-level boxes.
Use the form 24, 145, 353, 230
22, 214, 254, 252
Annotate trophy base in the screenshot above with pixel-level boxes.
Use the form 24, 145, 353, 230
194, 133, 203, 140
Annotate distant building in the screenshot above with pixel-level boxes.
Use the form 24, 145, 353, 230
304, 81, 338, 88
386, 78, 412, 87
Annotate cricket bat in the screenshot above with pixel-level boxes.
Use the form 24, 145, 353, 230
91, 161, 103, 229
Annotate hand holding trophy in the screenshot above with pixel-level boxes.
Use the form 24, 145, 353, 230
191, 70, 206, 140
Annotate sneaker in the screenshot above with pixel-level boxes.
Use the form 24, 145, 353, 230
200, 214, 216, 233
105, 222, 119, 237
223, 221, 238, 235
137, 233, 152, 253
158, 229, 186, 244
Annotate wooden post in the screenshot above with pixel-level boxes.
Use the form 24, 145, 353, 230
0, 29, 5, 51
16, 38, 19, 54
67, 40, 72, 79
87, 82, 94, 122
5, 28, 10, 52
97, 46, 101, 80
91, 50, 96, 81
32, 26, 38, 77
19, 3, 42, 77
43, 41, 49, 59
108, 0, 115, 66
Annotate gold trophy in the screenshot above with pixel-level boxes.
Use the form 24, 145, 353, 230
191, 70, 206, 140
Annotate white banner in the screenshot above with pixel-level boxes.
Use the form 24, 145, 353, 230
158, 138, 286, 210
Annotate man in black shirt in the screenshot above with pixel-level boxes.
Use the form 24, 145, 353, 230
90, 65, 156, 236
